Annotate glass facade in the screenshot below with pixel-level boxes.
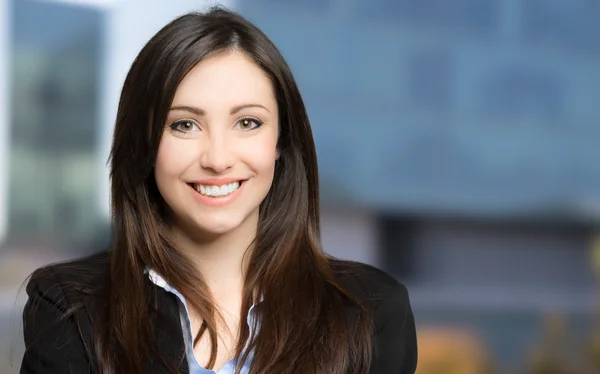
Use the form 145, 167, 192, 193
240, 0, 600, 217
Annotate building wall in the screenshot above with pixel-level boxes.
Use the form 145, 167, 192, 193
411, 220, 596, 312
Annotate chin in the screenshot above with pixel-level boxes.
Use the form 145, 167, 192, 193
200, 224, 239, 236
192, 214, 246, 236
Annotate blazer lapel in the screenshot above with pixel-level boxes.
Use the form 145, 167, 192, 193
148, 280, 190, 374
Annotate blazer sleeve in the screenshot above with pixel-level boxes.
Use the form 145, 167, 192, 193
20, 273, 92, 374
371, 282, 418, 374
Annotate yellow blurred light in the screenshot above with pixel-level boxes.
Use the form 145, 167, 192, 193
591, 234, 600, 275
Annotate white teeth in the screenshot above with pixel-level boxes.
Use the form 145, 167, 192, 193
194, 181, 240, 197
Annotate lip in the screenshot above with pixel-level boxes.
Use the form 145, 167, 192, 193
188, 177, 247, 186
187, 179, 247, 207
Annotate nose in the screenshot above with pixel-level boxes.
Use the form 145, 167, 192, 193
199, 135, 234, 174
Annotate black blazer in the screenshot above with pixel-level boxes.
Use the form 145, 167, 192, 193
20, 252, 417, 373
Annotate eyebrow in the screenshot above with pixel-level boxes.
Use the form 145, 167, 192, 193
170, 103, 270, 115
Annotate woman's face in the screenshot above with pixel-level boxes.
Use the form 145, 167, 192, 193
155, 51, 279, 237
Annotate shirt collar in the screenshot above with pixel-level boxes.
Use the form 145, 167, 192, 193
145, 268, 261, 327
146, 268, 169, 289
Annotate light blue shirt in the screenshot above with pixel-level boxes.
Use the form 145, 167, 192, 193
147, 270, 258, 374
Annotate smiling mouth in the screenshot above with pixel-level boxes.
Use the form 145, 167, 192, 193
188, 181, 244, 197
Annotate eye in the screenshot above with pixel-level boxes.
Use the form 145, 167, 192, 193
236, 117, 263, 131
169, 119, 200, 133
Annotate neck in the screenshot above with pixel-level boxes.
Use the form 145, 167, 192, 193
170, 212, 258, 299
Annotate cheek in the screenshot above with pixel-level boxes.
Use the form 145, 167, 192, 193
155, 137, 192, 181
247, 136, 278, 177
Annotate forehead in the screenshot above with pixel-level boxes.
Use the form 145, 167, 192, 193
171, 51, 276, 109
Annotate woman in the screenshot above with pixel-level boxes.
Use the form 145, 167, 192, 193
20, 7, 417, 374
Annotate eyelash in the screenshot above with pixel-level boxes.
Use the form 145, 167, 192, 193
168, 117, 264, 134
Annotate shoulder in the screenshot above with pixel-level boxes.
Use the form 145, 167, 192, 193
25, 251, 111, 305
329, 259, 418, 373
21, 252, 110, 373
329, 258, 410, 310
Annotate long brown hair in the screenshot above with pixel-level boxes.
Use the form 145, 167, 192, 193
44, 7, 373, 373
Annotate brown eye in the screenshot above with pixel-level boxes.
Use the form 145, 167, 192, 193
169, 119, 199, 133
236, 117, 263, 131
